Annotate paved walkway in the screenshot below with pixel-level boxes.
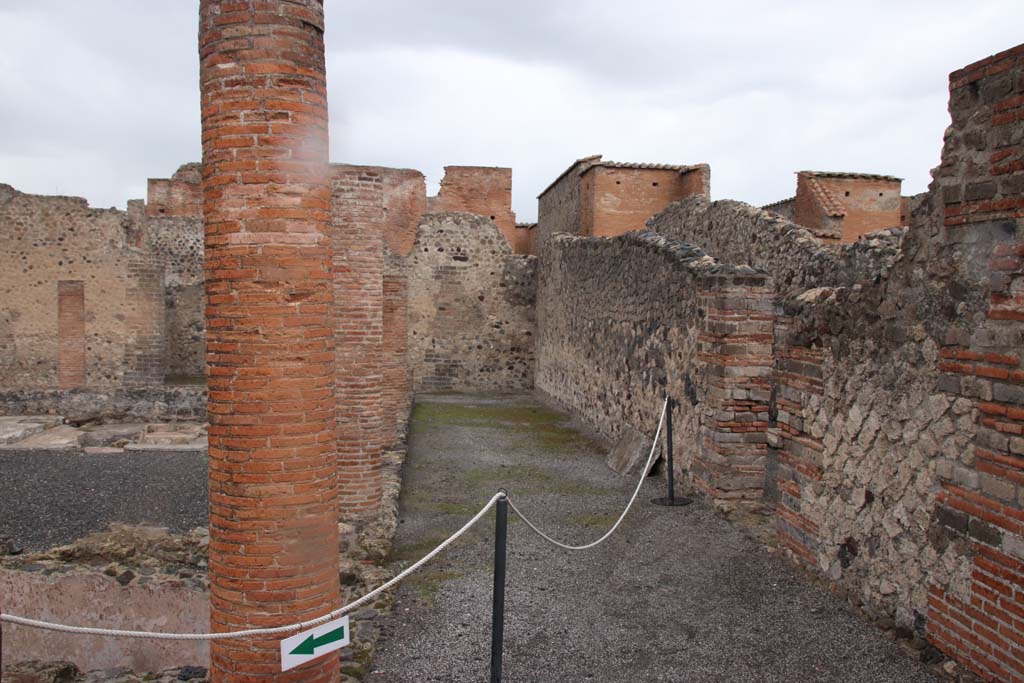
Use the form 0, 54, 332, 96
366, 393, 940, 683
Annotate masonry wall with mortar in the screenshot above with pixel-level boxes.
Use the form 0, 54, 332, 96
426, 166, 517, 247
198, 0, 341, 680
535, 231, 773, 499
406, 212, 536, 392
533, 44, 1024, 683
793, 172, 903, 243
146, 164, 206, 381
330, 166, 385, 516
536, 156, 710, 256
0, 185, 165, 391
657, 44, 1024, 683
648, 195, 904, 298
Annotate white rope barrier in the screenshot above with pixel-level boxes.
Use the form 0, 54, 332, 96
0, 491, 506, 640
507, 397, 667, 551
1, 398, 671, 640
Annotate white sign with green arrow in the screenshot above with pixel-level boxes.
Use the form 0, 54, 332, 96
279, 616, 350, 672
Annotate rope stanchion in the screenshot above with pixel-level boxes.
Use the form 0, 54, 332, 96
506, 397, 668, 551
0, 492, 506, 641
2, 396, 674, 655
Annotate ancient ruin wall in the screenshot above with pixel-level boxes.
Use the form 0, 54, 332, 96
407, 213, 536, 392
763, 44, 1024, 683
536, 231, 774, 499
588, 165, 708, 238
0, 186, 165, 390
146, 164, 205, 381
648, 195, 903, 298
427, 166, 517, 247
330, 166, 385, 516
382, 250, 411, 445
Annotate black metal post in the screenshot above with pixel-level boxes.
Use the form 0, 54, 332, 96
490, 494, 509, 683
666, 396, 675, 503
652, 396, 692, 507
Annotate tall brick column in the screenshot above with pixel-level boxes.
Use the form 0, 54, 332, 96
330, 167, 386, 516
199, 2, 339, 682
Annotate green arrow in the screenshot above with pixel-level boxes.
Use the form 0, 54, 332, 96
289, 625, 345, 656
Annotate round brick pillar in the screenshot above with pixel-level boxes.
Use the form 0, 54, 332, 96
199, 2, 339, 681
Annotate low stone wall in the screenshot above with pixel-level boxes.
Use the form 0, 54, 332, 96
406, 213, 536, 392
0, 386, 206, 422
0, 527, 211, 672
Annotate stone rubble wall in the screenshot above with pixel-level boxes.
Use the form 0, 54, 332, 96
0, 187, 166, 391
762, 44, 1024, 683
406, 212, 536, 392
534, 43, 1024, 683
647, 195, 903, 297
536, 231, 774, 499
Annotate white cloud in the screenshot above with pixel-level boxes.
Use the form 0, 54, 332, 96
0, 1, 1021, 220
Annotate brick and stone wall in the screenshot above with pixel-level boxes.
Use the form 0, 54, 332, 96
756, 44, 1024, 683
407, 212, 536, 392
536, 156, 709, 254
427, 166, 517, 247
0, 186, 165, 390
532, 43, 1023, 683
146, 164, 206, 381
535, 231, 773, 499
648, 195, 903, 297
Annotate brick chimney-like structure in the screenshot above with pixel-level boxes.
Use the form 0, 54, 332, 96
199, 2, 340, 681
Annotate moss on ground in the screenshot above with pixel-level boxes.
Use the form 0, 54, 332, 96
570, 512, 618, 528
412, 399, 604, 457
405, 569, 464, 601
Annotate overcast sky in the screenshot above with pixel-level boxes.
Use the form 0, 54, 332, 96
0, 1, 1020, 221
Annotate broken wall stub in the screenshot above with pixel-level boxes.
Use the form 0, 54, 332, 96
146, 163, 205, 381
406, 212, 536, 392
535, 231, 773, 500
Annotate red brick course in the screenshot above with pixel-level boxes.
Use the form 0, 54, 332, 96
57, 281, 85, 390
330, 167, 385, 516
199, 1, 340, 681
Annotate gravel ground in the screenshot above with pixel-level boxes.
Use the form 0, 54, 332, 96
0, 450, 208, 551
366, 393, 941, 683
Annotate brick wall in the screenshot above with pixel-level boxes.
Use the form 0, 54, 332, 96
330, 166, 385, 516
925, 43, 1024, 682
146, 164, 203, 219
793, 172, 845, 240
406, 213, 536, 392
537, 156, 709, 256
793, 172, 903, 243
57, 281, 85, 390
427, 166, 517, 247
382, 258, 410, 446
513, 223, 536, 256
588, 166, 709, 238
199, 1, 340, 681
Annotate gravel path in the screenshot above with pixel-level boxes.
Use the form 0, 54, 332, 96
365, 393, 940, 683
0, 450, 208, 551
